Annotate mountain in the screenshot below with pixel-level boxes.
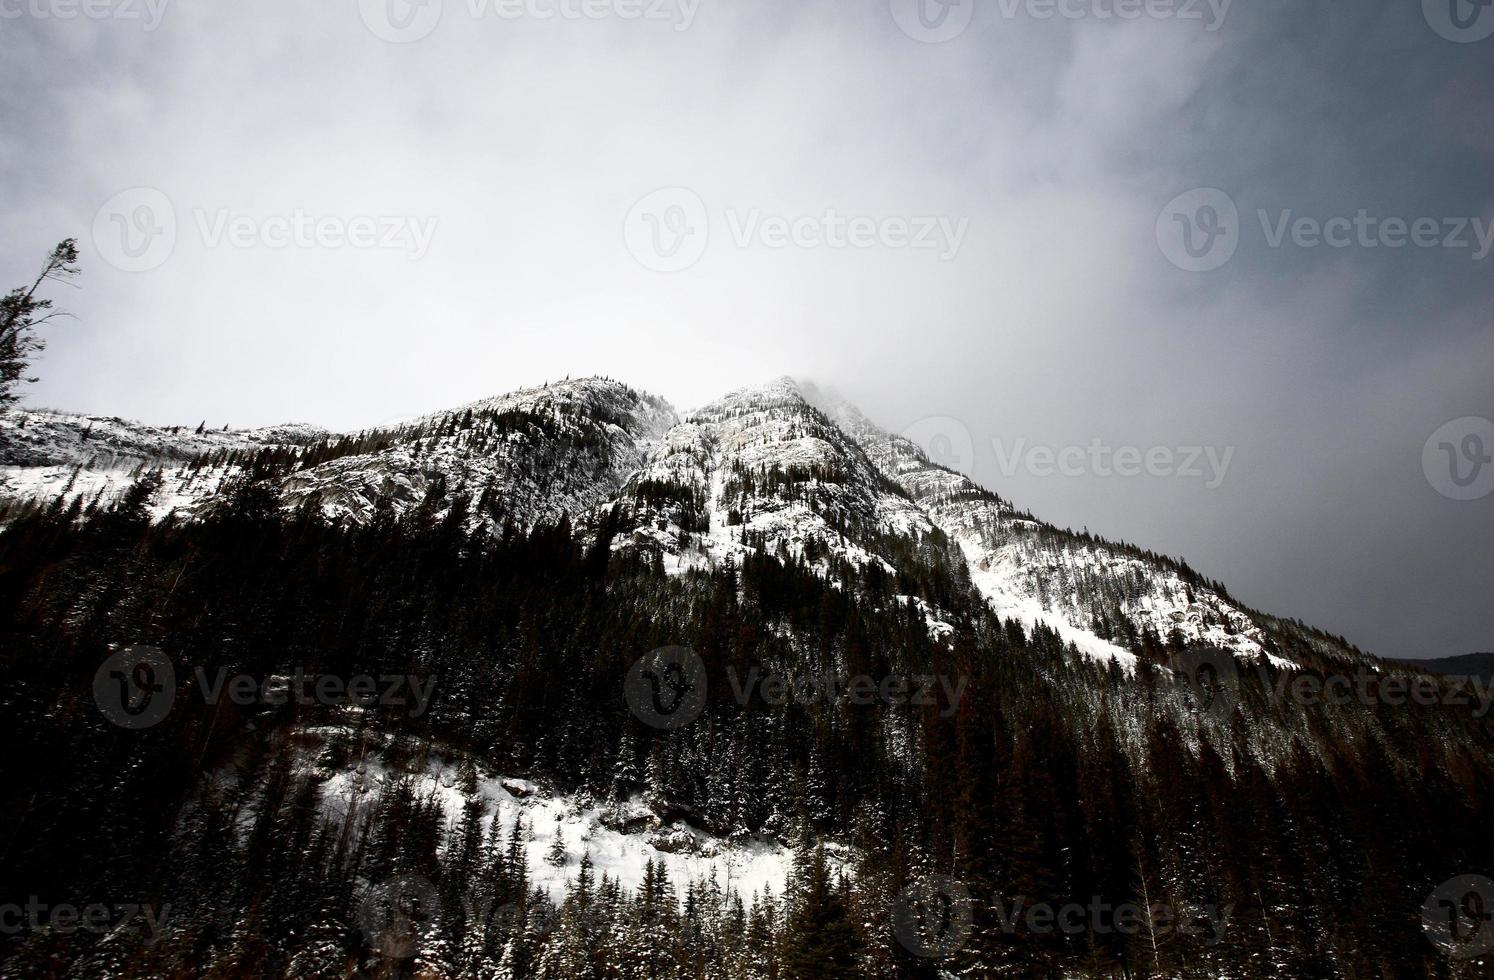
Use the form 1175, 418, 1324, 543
803, 382, 1328, 669
0, 408, 327, 469
608, 377, 958, 597
1394, 652, 1494, 683
277, 378, 676, 532
0, 379, 673, 526
1, 375, 1369, 671
0, 375, 1488, 978
0, 376, 1382, 675
0, 409, 328, 518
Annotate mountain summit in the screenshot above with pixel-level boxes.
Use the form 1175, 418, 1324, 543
0, 375, 1363, 669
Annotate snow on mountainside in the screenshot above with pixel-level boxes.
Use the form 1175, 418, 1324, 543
610, 377, 944, 581
0, 379, 676, 530
0, 374, 1369, 669
0, 410, 326, 468
298, 726, 835, 907
801, 382, 1317, 668
0, 410, 328, 520
279, 379, 677, 532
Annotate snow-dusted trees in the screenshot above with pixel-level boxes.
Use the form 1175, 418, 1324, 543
0, 473, 1488, 978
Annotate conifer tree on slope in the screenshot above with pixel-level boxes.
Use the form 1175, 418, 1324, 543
780, 845, 862, 979
0, 239, 79, 408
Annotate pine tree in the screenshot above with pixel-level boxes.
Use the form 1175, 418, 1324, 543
547, 820, 568, 868
0, 239, 80, 406
780, 846, 861, 979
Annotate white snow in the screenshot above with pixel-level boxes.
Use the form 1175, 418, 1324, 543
308, 732, 832, 904
3, 378, 1323, 676
804, 383, 1297, 672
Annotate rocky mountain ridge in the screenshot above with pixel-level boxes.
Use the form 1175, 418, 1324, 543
0, 375, 1370, 669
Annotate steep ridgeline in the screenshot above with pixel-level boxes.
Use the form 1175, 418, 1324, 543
0, 411, 326, 468
606, 377, 972, 631
0, 410, 328, 519
0, 375, 1366, 668
801, 381, 1368, 670
0, 379, 677, 533
279, 379, 677, 533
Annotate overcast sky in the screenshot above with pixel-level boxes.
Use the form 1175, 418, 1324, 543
2, 0, 1491, 658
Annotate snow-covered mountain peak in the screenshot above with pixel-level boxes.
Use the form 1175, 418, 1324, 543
0, 374, 1364, 670
684, 376, 809, 420
459, 377, 674, 431
612, 375, 950, 587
